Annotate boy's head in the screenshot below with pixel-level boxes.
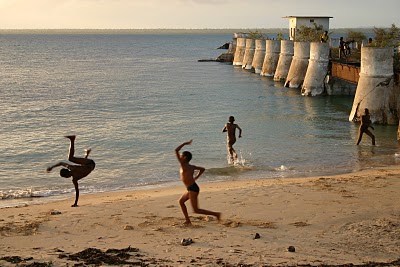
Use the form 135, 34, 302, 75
228, 116, 235, 123
60, 168, 72, 178
365, 108, 369, 114
181, 151, 192, 162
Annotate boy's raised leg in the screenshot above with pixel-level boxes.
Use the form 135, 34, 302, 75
189, 192, 221, 221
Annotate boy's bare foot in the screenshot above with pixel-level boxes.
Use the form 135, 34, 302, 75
85, 148, 92, 158
183, 221, 192, 226
65, 135, 76, 140
71, 204, 78, 207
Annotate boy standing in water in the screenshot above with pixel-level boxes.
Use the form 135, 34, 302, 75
222, 116, 242, 161
175, 140, 221, 225
356, 108, 376, 145
47, 135, 95, 207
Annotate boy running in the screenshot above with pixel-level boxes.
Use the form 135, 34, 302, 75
222, 116, 242, 161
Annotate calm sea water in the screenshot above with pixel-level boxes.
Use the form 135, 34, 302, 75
1, 32, 399, 208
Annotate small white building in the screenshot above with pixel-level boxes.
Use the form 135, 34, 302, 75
283, 16, 333, 41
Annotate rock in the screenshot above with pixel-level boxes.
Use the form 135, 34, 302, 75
287, 246, 296, 252
50, 211, 62, 215
181, 238, 193, 246
254, 233, 261, 239
217, 43, 230, 49
123, 225, 134, 230
198, 59, 217, 62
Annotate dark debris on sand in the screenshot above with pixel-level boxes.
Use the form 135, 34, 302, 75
1, 250, 399, 267
0, 256, 52, 267
58, 246, 149, 266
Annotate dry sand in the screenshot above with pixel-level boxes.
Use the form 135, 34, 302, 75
0, 166, 399, 266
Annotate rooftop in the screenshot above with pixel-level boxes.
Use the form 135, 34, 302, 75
283, 16, 333, 19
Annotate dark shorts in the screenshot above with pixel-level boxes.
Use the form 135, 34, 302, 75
187, 182, 200, 193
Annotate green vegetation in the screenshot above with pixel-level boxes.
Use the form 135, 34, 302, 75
369, 24, 400, 72
370, 24, 400, 48
346, 30, 367, 44
295, 23, 326, 42
248, 30, 266, 39
276, 32, 284, 41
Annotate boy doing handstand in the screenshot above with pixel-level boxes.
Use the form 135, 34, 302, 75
47, 135, 95, 207
175, 140, 221, 225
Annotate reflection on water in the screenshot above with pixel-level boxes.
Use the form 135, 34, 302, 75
0, 33, 399, 207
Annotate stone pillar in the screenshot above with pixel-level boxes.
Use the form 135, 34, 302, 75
284, 42, 310, 88
260, 40, 281, 77
251, 39, 266, 74
349, 47, 396, 124
233, 37, 246, 66
242, 38, 256, 70
301, 42, 330, 96
273, 40, 294, 82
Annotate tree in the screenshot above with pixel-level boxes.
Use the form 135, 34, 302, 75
372, 24, 400, 71
346, 30, 367, 44
248, 30, 265, 39
372, 24, 400, 47
296, 23, 325, 42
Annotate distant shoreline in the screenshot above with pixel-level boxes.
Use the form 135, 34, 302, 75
0, 28, 375, 35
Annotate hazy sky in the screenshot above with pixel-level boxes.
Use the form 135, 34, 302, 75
0, 0, 399, 29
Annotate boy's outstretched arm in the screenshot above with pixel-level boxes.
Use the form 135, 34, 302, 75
47, 162, 70, 172
222, 125, 227, 132
175, 140, 192, 161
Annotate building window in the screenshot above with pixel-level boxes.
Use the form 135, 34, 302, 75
310, 19, 314, 22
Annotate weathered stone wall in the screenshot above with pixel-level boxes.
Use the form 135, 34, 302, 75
260, 40, 281, 77
301, 42, 330, 96
285, 41, 310, 88
349, 47, 397, 124
251, 39, 266, 74
274, 40, 294, 82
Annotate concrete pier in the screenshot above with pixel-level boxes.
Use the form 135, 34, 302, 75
260, 40, 281, 77
251, 39, 266, 74
349, 47, 397, 124
242, 38, 256, 70
301, 42, 330, 96
284, 41, 310, 88
273, 40, 294, 82
233, 37, 246, 66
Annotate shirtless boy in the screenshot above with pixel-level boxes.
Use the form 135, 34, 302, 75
47, 135, 95, 207
175, 140, 221, 225
222, 116, 242, 161
356, 108, 376, 146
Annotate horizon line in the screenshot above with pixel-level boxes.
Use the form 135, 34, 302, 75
0, 27, 378, 31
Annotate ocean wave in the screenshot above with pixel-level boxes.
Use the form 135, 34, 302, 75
0, 187, 74, 200
207, 165, 254, 176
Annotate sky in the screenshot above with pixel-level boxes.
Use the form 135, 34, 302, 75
0, 0, 399, 29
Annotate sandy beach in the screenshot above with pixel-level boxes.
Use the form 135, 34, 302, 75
0, 166, 399, 267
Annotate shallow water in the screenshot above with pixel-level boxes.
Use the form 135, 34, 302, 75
0, 32, 399, 207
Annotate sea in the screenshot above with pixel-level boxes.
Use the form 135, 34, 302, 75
1, 30, 399, 208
